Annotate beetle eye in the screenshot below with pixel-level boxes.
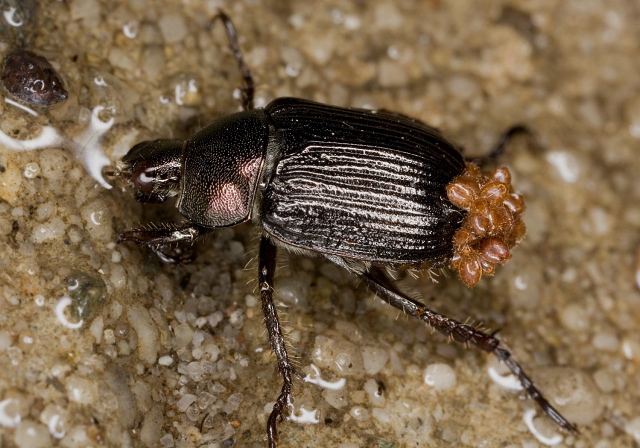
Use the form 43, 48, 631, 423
132, 162, 157, 192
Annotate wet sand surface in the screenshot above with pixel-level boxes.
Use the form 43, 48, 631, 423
0, 1, 639, 447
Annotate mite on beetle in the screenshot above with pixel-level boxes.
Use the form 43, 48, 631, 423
109, 12, 577, 447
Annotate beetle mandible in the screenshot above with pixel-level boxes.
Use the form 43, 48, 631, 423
110, 11, 577, 447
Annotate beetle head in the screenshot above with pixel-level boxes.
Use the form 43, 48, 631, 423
116, 139, 183, 203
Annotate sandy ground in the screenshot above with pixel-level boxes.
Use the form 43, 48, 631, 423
0, 0, 639, 447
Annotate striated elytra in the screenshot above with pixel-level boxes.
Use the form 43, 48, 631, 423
110, 11, 576, 448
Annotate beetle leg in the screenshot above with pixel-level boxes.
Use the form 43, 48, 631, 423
118, 222, 207, 246
259, 236, 298, 448
359, 265, 578, 434
118, 223, 207, 263
471, 125, 535, 166
148, 244, 198, 265
211, 11, 255, 111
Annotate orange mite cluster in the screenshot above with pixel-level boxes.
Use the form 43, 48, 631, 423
446, 162, 526, 288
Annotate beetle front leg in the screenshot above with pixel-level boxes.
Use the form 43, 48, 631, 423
360, 266, 578, 434
118, 222, 207, 245
258, 236, 299, 448
118, 222, 209, 263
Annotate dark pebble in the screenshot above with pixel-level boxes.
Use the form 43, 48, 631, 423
1, 49, 68, 108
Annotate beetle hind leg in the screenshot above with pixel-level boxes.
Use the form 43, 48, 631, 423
359, 266, 578, 434
259, 236, 300, 447
470, 125, 536, 166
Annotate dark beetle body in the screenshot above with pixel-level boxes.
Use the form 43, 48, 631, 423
116, 13, 577, 446
171, 97, 465, 265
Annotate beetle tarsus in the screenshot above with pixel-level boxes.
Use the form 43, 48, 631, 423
211, 10, 255, 111
494, 348, 579, 433
267, 380, 292, 448
149, 244, 197, 265
360, 265, 578, 434
259, 236, 297, 448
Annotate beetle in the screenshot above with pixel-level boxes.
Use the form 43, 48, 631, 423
110, 11, 577, 447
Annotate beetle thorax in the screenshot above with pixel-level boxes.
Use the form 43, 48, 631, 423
177, 109, 270, 228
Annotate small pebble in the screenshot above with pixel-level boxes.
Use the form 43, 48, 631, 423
39, 404, 66, 439
622, 336, 640, 362
371, 408, 392, 424
140, 405, 164, 447
312, 335, 365, 376
66, 375, 98, 405
625, 416, 640, 442
127, 305, 159, 365
223, 393, 244, 414
159, 434, 174, 447
559, 303, 590, 331
0, 397, 21, 427
364, 378, 385, 407
424, 363, 457, 390
349, 406, 370, 422
592, 368, 616, 393
14, 420, 51, 448
361, 345, 389, 375
323, 388, 348, 409
185, 362, 205, 382
592, 332, 619, 352
197, 392, 215, 410
141, 45, 166, 80
69, 0, 101, 21
31, 217, 67, 243
158, 14, 188, 44
176, 394, 196, 412
23, 163, 40, 179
